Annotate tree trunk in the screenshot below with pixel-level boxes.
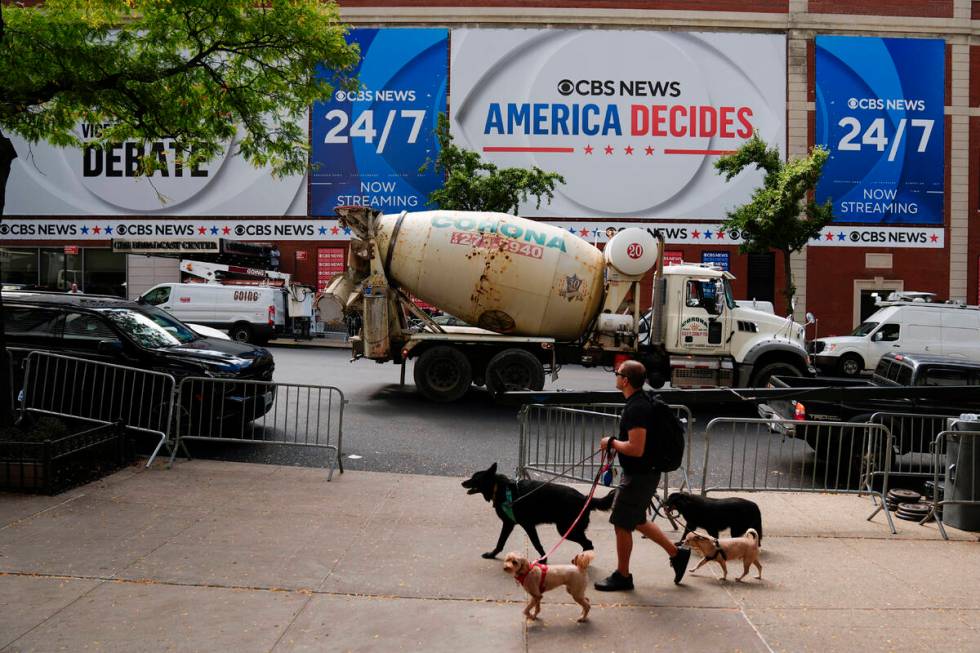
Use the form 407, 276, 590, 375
781, 248, 796, 317
0, 129, 16, 426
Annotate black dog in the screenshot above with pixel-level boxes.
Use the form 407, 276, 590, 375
461, 463, 614, 562
665, 492, 763, 545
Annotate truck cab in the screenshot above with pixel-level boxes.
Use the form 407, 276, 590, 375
658, 265, 811, 388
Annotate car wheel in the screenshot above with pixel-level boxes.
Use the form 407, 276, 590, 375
229, 323, 253, 343
837, 354, 864, 377
750, 361, 803, 387
413, 346, 472, 402
485, 349, 545, 398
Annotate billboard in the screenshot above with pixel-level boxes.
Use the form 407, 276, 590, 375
5, 122, 308, 216
815, 36, 945, 224
450, 29, 786, 218
311, 28, 448, 216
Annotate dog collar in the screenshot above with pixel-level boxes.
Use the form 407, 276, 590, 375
515, 562, 548, 592
705, 538, 727, 561
502, 486, 517, 523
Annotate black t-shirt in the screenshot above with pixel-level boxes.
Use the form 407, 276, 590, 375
616, 392, 656, 474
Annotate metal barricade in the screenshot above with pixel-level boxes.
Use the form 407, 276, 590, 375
517, 402, 696, 494
925, 429, 980, 540
869, 412, 949, 482
701, 417, 896, 533
19, 351, 177, 467
171, 377, 347, 480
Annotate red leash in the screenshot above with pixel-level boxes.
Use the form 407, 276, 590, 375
532, 447, 614, 564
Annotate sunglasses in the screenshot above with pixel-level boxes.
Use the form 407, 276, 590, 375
613, 371, 626, 378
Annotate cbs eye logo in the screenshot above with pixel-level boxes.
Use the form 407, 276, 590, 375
557, 79, 574, 96
0, 224, 9, 235
116, 224, 127, 236
235, 225, 246, 236
850, 231, 860, 242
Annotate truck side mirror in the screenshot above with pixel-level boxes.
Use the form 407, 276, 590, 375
805, 312, 815, 325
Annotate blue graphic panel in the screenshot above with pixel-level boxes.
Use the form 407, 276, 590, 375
702, 251, 730, 271
815, 36, 944, 224
311, 29, 448, 216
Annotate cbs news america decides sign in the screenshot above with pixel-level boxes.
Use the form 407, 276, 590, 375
5, 122, 308, 216
450, 29, 786, 219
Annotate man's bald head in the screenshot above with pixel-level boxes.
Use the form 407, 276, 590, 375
618, 359, 646, 390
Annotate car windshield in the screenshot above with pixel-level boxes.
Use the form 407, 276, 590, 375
98, 306, 198, 348
851, 321, 879, 337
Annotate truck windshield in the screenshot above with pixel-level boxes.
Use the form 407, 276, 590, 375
98, 306, 198, 348
851, 321, 879, 337
723, 279, 736, 310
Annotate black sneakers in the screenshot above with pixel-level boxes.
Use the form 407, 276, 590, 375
594, 570, 634, 591
670, 546, 692, 585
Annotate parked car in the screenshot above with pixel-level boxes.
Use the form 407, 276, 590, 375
2, 290, 275, 424
758, 352, 980, 476
810, 299, 980, 376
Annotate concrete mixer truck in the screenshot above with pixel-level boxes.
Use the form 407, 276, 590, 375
323, 207, 814, 401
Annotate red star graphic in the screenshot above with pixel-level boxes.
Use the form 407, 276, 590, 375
691, 230, 701, 239
930, 234, 939, 243
624, 145, 634, 155
198, 226, 207, 235
604, 145, 614, 155
579, 228, 590, 237
330, 226, 340, 235
92, 226, 101, 234
717, 230, 726, 239
645, 146, 654, 155
222, 226, 231, 235
825, 232, 834, 241
584, 145, 593, 155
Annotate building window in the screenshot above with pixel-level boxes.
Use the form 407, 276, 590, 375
0, 247, 39, 287
40, 248, 82, 291
83, 249, 126, 297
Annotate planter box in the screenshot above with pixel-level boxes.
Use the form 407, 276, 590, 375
0, 421, 134, 495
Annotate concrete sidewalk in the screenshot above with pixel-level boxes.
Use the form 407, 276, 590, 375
1, 461, 977, 653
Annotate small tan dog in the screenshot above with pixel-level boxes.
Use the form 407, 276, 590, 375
502, 550, 594, 622
684, 528, 762, 582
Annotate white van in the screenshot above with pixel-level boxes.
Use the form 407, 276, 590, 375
811, 302, 980, 376
139, 283, 285, 344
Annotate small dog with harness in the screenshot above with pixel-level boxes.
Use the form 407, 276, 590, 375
684, 529, 762, 582
503, 550, 595, 622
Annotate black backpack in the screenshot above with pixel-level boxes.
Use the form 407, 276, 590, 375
642, 390, 686, 472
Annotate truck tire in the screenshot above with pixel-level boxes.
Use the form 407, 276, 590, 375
413, 346, 473, 402
485, 348, 545, 398
750, 361, 803, 387
229, 322, 254, 343
837, 354, 864, 377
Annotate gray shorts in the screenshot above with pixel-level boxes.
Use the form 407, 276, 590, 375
609, 470, 661, 531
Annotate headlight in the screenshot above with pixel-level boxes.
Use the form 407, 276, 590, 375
200, 363, 238, 378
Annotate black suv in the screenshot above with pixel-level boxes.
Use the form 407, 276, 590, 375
2, 291, 275, 422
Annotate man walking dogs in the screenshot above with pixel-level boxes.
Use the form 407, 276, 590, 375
595, 360, 691, 590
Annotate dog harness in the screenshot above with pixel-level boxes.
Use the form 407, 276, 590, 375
704, 538, 728, 561
515, 562, 549, 593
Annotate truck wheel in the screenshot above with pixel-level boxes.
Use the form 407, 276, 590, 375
413, 346, 472, 402
485, 349, 545, 398
750, 361, 802, 387
837, 354, 864, 377
229, 323, 254, 343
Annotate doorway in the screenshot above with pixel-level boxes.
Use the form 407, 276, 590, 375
746, 253, 775, 303
853, 278, 903, 327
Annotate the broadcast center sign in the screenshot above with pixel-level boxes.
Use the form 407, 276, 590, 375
815, 36, 945, 224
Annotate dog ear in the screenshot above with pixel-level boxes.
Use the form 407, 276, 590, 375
488, 462, 497, 475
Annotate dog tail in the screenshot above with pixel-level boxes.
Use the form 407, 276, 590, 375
571, 550, 595, 571
589, 490, 616, 512
745, 528, 759, 543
